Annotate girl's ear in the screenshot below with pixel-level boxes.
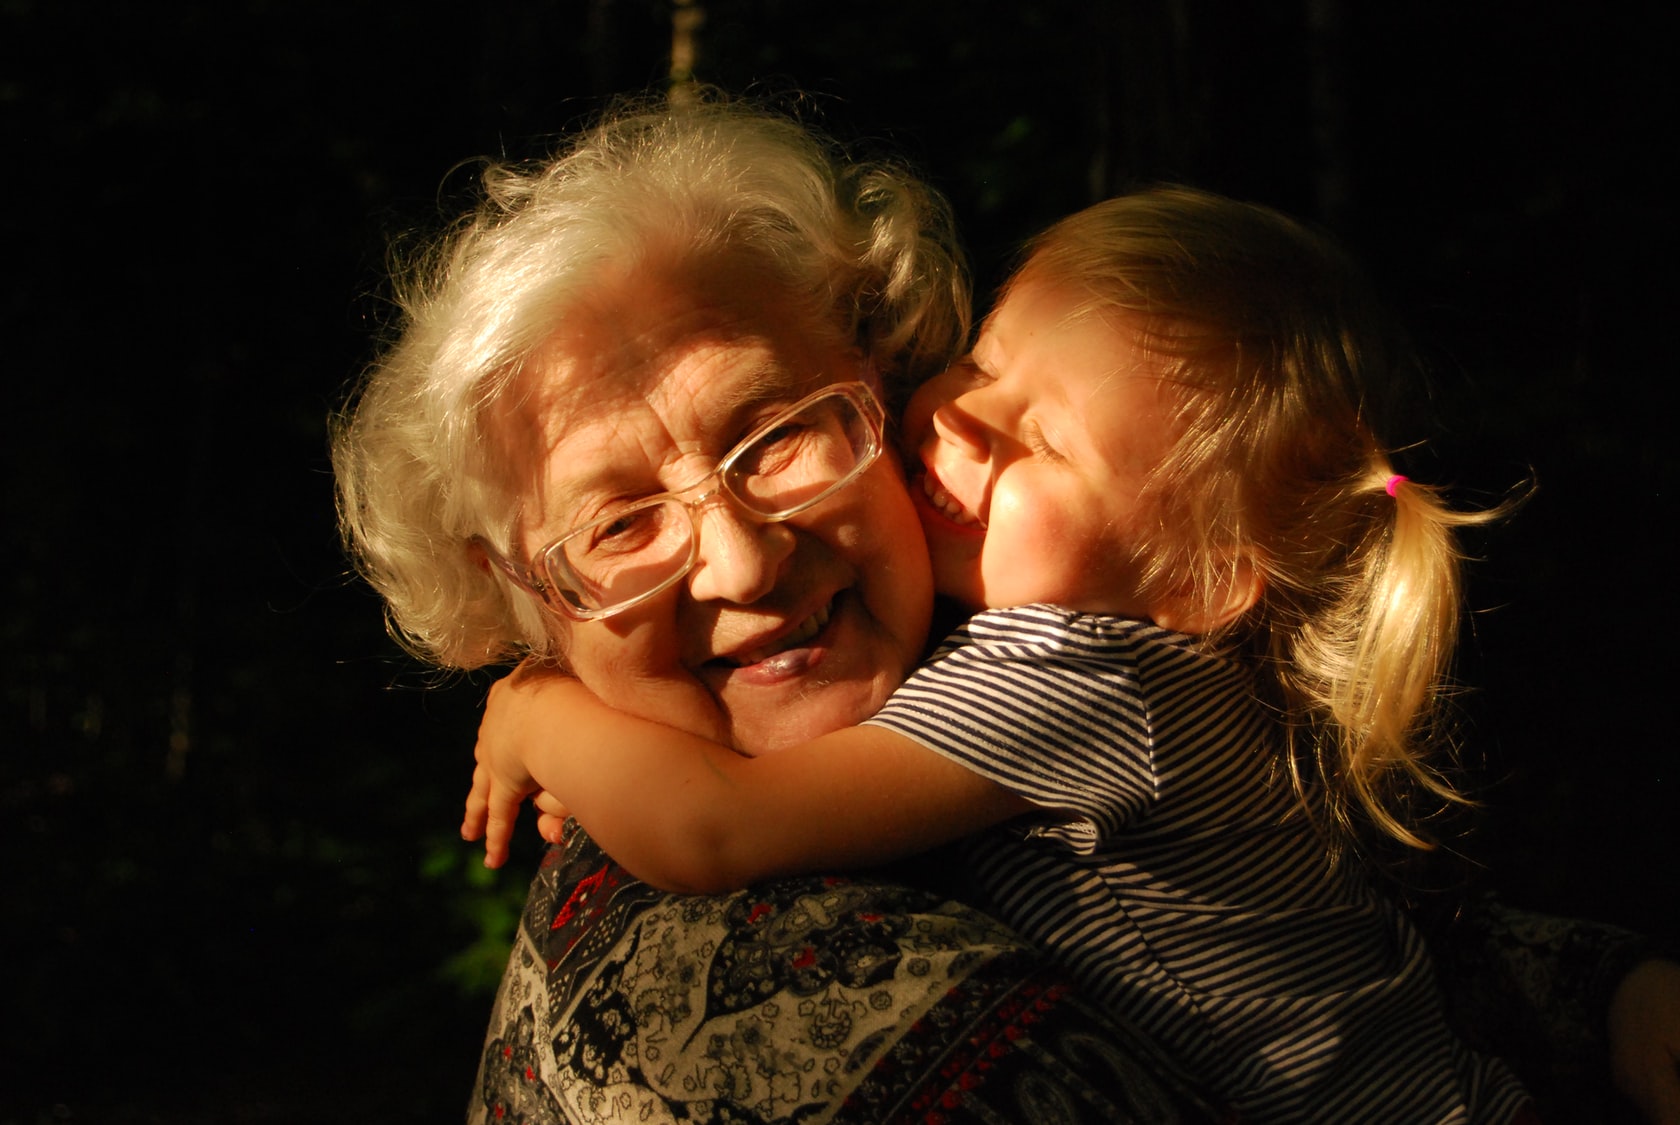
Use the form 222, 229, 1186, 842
1150, 556, 1263, 636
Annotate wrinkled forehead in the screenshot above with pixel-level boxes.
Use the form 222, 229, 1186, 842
487, 260, 855, 536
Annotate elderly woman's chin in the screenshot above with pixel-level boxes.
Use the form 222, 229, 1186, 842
715, 493, 935, 753
716, 588, 926, 755
671, 571, 933, 756
558, 585, 926, 757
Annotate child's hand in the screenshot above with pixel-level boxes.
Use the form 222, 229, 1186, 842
533, 790, 573, 846
462, 754, 534, 869
461, 660, 577, 868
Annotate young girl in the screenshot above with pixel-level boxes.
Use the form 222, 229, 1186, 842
465, 186, 1534, 1122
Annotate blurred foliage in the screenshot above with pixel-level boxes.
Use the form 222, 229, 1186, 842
422, 833, 533, 998
2, 0, 1674, 1119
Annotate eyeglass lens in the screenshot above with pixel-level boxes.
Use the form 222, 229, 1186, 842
552, 389, 875, 611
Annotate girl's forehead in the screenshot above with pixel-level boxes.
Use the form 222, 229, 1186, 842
980, 274, 1102, 346
979, 276, 1152, 383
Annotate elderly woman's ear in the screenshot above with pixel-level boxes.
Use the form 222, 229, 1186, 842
466, 538, 493, 575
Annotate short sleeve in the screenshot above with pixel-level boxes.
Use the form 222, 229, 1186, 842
866, 606, 1164, 848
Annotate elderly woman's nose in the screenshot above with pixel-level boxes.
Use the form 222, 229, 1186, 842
685, 504, 795, 603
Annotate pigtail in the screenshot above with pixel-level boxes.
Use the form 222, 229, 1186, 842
1295, 473, 1498, 851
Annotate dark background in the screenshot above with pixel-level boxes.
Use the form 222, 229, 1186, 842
3, 2, 1674, 1121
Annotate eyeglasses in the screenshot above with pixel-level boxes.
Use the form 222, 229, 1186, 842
475, 381, 885, 621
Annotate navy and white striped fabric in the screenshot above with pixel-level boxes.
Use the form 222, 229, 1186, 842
867, 604, 1531, 1124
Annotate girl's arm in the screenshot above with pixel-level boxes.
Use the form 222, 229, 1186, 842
462, 663, 1031, 893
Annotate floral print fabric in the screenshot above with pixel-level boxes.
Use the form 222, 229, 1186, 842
470, 827, 1229, 1124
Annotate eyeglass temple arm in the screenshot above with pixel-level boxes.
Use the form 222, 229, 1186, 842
469, 535, 546, 596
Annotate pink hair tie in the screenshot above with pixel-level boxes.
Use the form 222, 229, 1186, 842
1385, 474, 1409, 497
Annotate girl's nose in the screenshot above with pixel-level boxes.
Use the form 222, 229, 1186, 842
685, 502, 795, 605
929, 399, 992, 461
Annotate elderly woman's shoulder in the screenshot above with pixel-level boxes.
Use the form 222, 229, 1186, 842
468, 825, 1230, 1124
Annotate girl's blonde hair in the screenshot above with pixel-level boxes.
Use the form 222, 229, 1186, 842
331, 92, 968, 669
1017, 186, 1514, 852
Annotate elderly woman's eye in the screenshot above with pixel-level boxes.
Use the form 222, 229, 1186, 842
763, 419, 815, 448
587, 505, 665, 554
741, 420, 820, 475
756, 421, 804, 447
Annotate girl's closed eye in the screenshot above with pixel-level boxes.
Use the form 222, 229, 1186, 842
1024, 420, 1064, 461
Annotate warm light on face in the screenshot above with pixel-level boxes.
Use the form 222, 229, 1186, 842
491, 261, 932, 755
904, 275, 1178, 621
476, 382, 886, 620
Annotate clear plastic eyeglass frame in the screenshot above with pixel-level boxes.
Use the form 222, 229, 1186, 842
473, 380, 885, 621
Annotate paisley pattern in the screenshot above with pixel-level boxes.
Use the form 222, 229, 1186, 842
470, 826, 1230, 1125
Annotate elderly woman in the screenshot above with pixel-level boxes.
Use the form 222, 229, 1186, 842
336, 93, 1229, 1124
333, 94, 1679, 1123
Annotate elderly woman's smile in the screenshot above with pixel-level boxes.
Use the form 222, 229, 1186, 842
719, 597, 831, 668
509, 262, 934, 755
